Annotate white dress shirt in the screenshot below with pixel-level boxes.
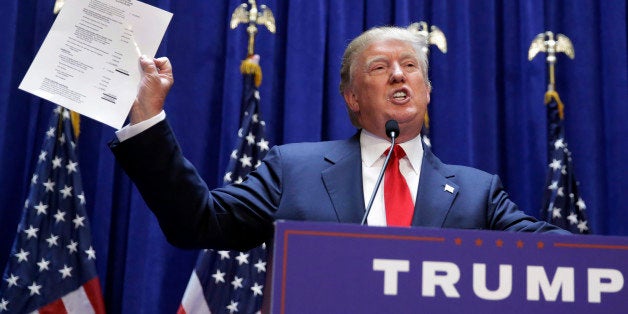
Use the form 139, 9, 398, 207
115, 110, 166, 142
360, 130, 423, 226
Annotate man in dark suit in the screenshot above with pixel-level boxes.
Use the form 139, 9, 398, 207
110, 25, 568, 251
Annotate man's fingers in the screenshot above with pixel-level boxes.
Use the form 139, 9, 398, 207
154, 57, 170, 67
154, 57, 172, 74
139, 55, 158, 75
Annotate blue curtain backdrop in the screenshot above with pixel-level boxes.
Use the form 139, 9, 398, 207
1, 0, 626, 312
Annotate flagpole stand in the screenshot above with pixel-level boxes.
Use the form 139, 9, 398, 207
528, 31, 590, 234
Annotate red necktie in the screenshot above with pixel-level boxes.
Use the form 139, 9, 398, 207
384, 145, 414, 226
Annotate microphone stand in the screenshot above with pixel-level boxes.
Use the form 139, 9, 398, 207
361, 121, 399, 225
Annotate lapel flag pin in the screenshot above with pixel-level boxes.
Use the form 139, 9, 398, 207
444, 184, 455, 194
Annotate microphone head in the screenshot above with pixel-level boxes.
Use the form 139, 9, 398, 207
385, 120, 400, 139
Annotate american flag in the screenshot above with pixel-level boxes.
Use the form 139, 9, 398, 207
540, 91, 591, 234
178, 56, 270, 314
0, 107, 105, 313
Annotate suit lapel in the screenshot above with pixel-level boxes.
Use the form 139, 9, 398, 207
412, 145, 459, 227
319, 134, 458, 226
321, 134, 365, 223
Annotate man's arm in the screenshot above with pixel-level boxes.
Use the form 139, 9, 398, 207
110, 119, 279, 250
110, 56, 277, 250
487, 175, 571, 234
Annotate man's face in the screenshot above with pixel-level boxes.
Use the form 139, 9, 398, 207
344, 39, 431, 142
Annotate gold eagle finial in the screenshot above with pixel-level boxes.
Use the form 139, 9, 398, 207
230, 0, 276, 56
528, 31, 575, 62
528, 31, 575, 92
409, 21, 448, 54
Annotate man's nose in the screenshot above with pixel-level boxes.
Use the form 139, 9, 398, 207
389, 63, 405, 83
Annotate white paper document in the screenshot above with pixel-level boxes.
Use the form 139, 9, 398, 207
19, 0, 172, 129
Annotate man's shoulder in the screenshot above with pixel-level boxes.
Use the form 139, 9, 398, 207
424, 149, 495, 187
266, 137, 360, 168
278, 138, 350, 150
425, 149, 491, 176
274, 136, 358, 156
445, 163, 492, 178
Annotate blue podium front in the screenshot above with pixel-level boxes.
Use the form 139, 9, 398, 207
271, 221, 627, 314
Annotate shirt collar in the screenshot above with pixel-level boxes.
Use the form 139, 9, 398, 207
360, 129, 424, 173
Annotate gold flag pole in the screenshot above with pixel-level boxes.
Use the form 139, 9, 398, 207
528, 31, 575, 119
230, 0, 276, 58
53, 0, 81, 137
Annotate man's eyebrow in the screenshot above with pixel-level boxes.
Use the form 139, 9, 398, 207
364, 56, 388, 68
365, 53, 418, 67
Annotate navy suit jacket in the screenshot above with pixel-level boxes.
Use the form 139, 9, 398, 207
110, 120, 568, 250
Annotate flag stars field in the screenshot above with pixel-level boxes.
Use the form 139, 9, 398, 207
46, 127, 55, 138
5, 274, 19, 288
77, 192, 86, 205
239, 154, 252, 168
60, 185, 73, 198
23, 225, 39, 239
218, 250, 231, 260
38, 151, 47, 162
250, 282, 263, 296
231, 276, 244, 289
235, 252, 249, 265
256, 138, 269, 151
27, 282, 41, 296
72, 214, 85, 229
54, 210, 66, 223
43, 179, 55, 192
253, 259, 266, 273
540, 93, 591, 234
37, 258, 50, 272
66, 160, 78, 174
212, 270, 226, 284
34, 202, 48, 215
245, 132, 256, 145
85, 246, 96, 260
549, 159, 561, 170
51, 156, 63, 169
58, 265, 72, 279
226, 300, 239, 313
15, 249, 29, 263
67, 240, 78, 254
0, 109, 104, 313
45, 234, 59, 247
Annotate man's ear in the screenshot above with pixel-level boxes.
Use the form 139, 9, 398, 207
343, 89, 359, 113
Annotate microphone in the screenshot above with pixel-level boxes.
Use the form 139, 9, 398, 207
361, 120, 400, 225
385, 119, 400, 139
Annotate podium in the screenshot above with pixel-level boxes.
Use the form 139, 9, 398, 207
270, 221, 627, 313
